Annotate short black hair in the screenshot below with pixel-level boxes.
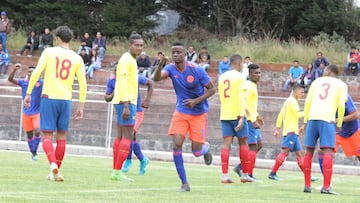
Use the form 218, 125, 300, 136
293, 59, 299, 63
172, 41, 185, 47
55, 26, 73, 43
248, 63, 260, 72
28, 66, 36, 70
129, 31, 142, 43
229, 54, 242, 65
327, 64, 339, 75
292, 83, 305, 91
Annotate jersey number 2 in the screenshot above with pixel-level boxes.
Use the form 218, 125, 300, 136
55, 57, 72, 80
223, 79, 230, 98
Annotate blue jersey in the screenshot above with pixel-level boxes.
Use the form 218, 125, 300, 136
163, 62, 211, 115
18, 79, 43, 115
106, 75, 149, 112
339, 95, 359, 138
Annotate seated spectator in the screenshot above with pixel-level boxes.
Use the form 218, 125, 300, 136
281, 60, 304, 92
185, 46, 197, 63
242, 56, 252, 78
151, 51, 165, 74
344, 46, 356, 75
86, 48, 102, 80
301, 63, 315, 92
17, 30, 39, 57
93, 31, 106, 61
0, 43, 8, 53
0, 49, 10, 75
198, 46, 211, 71
38, 28, 53, 54
79, 48, 91, 71
312, 62, 326, 81
218, 56, 230, 76
313, 51, 329, 70
137, 51, 151, 78
345, 48, 360, 76
77, 32, 92, 54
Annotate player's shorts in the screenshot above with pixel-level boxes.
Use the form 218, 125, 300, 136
220, 117, 248, 138
22, 113, 40, 132
114, 103, 136, 126
40, 97, 71, 132
134, 111, 144, 133
305, 120, 336, 148
168, 110, 208, 144
247, 121, 262, 144
281, 133, 302, 152
335, 129, 360, 157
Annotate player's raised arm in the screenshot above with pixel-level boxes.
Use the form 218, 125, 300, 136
152, 56, 169, 81
8, 63, 21, 85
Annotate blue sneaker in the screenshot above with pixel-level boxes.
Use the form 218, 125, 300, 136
122, 159, 132, 173
139, 157, 149, 175
233, 164, 242, 177
268, 172, 280, 181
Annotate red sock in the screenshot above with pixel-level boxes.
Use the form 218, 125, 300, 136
323, 153, 333, 189
221, 148, 230, 174
297, 157, 304, 172
112, 138, 121, 169
114, 138, 131, 170
42, 136, 56, 164
248, 150, 256, 175
55, 139, 66, 169
271, 152, 286, 173
239, 145, 250, 173
303, 152, 313, 187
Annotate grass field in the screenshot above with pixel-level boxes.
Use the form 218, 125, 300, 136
0, 151, 359, 203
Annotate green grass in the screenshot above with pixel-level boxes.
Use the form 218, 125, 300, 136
0, 151, 359, 203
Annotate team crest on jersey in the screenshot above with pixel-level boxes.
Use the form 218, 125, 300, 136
35, 82, 40, 87
187, 75, 194, 83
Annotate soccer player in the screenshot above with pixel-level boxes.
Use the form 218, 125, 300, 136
218, 54, 255, 184
302, 64, 347, 194
8, 64, 43, 160
153, 41, 216, 192
104, 70, 153, 175
268, 84, 307, 180
233, 64, 264, 179
110, 32, 143, 182
24, 26, 87, 182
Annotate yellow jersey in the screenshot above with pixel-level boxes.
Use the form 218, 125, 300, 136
245, 80, 259, 122
276, 96, 304, 135
218, 70, 247, 120
304, 76, 347, 127
26, 46, 87, 102
113, 52, 138, 104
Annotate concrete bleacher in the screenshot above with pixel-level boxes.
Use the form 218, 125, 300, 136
1, 50, 360, 167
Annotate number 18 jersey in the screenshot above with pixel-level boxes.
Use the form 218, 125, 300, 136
26, 46, 87, 103
304, 76, 347, 123
218, 70, 247, 120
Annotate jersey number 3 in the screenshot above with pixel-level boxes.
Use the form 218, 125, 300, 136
319, 82, 330, 100
55, 57, 72, 80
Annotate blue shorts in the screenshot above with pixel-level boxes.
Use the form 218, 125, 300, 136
281, 133, 302, 152
247, 121, 262, 144
114, 103, 136, 126
221, 118, 248, 138
40, 98, 71, 132
305, 120, 336, 148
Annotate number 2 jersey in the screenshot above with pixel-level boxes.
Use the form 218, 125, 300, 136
218, 70, 247, 120
26, 46, 87, 103
304, 76, 347, 126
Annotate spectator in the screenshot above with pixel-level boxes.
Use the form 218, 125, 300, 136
0, 43, 8, 53
198, 46, 211, 71
242, 56, 252, 78
137, 51, 152, 78
93, 31, 106, 61
345, 48, 360, 76
79, 48, 91, 71
301, 63, 315, 92
218, 56, 230, 76
281, 60, 304, 92
151, 51, 165, 75
0, 49, 10, 75
344, 46, 356, 75
86, 48, 102, 80
185, 46, 197, 63
313, 51, 329, 70
312, 62, 326, 81
77, 32, 92, 54
0, 11, 11, 50
38, 28, 53, 54
17, 30, 39, 57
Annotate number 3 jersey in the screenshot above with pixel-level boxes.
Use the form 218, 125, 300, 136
304, 76, 347, 124
218, 70, 247, 120
26, 46, 87, 103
